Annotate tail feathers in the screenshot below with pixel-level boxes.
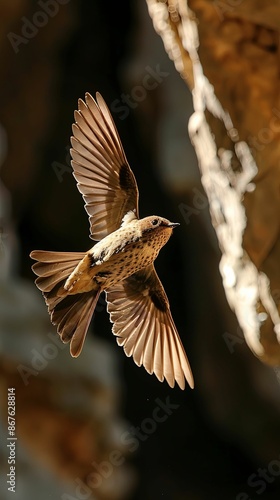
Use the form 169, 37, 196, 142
30, 250, 101, 356
52, 289, 101, 356
30, 250, 85, 293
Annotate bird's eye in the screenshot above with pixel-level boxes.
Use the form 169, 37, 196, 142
151, 219, 159, 226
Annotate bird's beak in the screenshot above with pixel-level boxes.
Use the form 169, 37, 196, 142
167, 222, 180, 228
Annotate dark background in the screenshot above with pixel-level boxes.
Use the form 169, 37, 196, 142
0, 1, 280, 499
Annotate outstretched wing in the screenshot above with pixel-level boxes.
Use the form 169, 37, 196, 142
70, 92, 139, 241
106, 265, 194, 390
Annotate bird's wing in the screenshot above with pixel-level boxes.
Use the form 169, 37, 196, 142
70, 92, 139, 241
106, 265, 194, 390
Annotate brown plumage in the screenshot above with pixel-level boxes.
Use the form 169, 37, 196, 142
30, 92, 194, 390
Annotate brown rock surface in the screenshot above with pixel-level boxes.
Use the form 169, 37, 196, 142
147, 0, 280, 364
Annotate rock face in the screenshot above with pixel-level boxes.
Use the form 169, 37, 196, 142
147, 0, 280, 365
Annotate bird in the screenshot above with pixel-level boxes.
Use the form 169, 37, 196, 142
30, 92, 194, 390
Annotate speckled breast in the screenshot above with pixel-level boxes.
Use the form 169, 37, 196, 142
93, 226, 172, 289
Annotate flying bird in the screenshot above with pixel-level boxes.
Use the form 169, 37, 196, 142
30, 92, 194, 390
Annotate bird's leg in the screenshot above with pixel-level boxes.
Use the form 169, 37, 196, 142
64, 254, 95, 293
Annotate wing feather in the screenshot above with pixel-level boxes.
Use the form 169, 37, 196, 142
71, 92, 139, 240
106, 265, 194, 390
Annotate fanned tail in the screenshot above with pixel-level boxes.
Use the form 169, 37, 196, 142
30, 250, 101, 356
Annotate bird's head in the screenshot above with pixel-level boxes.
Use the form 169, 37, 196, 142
139, 216, 180, 243
142, 216, 179, 230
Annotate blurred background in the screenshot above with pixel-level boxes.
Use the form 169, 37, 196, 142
0, 1, 280, 499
